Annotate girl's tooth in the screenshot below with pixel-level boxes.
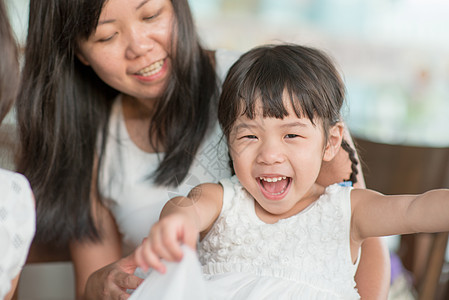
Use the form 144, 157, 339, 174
259, 176, 287, 183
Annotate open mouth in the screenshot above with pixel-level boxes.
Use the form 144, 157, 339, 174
135, 59, 165, 77
258, 176, 291, 199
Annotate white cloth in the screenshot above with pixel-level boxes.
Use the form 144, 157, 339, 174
0, 169, 35, 299
98, 50, 240, 254
129, 246, 208, 300
131, 177, 360, 299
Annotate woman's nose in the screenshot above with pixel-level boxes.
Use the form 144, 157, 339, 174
125, 27, 154, 59
256, 141, 285, 165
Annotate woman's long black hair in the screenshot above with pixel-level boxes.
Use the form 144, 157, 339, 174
218, 44, 358, 184
16, 0, 217, 245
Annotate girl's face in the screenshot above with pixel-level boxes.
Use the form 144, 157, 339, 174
229, 99, 342, 221
77, 0, 174, 102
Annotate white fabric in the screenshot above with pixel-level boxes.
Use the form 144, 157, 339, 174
0, 169, 35, 299
129, 246, 208, 300
98, 50, 239, 254
130, 177, 360, 299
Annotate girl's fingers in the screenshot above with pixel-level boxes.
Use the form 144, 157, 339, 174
151, 226, 180, 262
140, 240, 166, 273
134, 245, 150, 272
182, 225, 199, 250
160, 225, 184, 261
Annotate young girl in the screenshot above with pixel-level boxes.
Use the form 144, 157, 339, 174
0, 0, 35, 298
16, 0, 389, 298
132, 44, 449, 299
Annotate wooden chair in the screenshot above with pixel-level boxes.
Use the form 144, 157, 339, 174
354, 136, 449, 300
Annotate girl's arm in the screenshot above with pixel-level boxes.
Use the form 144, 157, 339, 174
134, 183, 223, 273
354, 238, 391, 300
352, 189, 449, 241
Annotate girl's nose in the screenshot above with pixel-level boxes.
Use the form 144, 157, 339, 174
256, 141, 285, 165
125, 27, 154, 59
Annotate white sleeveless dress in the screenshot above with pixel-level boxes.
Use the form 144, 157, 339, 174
130, 176, 360, 299
198, 176, 360, 299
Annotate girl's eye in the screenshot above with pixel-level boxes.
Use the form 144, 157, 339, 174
241, 135, 257, 140
285, 134, 299, 139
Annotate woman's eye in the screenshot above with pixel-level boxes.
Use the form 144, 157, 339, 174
98, 33, 117, 43
143, 10, 161, 21
143, 15, 155, 21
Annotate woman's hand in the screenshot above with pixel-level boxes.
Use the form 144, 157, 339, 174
134, 213, 199, 274
83, 253, 143, 300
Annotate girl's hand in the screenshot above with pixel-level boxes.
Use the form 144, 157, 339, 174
133, 213, 199, 273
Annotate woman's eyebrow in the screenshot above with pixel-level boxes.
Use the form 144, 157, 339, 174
98, 0, 151, 25
136, 0, 151, 10
98, 19, 115, 26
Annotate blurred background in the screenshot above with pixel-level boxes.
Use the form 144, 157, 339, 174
188, 0, 449, 147
5, 0, 449, 299
6, 0, 449, 145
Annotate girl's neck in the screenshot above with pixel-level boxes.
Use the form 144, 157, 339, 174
254, 183, 325, 224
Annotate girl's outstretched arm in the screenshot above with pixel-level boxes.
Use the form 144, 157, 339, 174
352, 189, 449, 241
134, 183, 223, 273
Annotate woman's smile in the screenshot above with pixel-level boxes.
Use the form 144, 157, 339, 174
133, 58, 168, 81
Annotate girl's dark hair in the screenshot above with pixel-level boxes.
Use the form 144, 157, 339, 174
16, 0, 217, 245
0, 0, 19, 122
218, 44, 358, 184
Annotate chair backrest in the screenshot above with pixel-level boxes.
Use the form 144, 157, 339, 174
354, 137, 449, 194
354, 136, 449, 300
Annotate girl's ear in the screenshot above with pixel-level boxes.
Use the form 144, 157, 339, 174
323, 122, 344, 162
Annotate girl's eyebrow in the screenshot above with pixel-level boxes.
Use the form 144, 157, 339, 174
233, 122, 256, 132
281, 121, 308, 129
98, 0, 151, 25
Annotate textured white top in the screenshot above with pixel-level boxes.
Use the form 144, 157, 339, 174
198, 176, 360, 299
0, 169, 35, 299
98, 50, 239, 253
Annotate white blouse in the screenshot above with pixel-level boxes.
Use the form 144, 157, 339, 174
98, 50, 240, 254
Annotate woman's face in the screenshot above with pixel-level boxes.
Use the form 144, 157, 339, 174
77, 0, 175, 102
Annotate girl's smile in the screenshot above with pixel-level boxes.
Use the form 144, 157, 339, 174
257, 176, 292, 200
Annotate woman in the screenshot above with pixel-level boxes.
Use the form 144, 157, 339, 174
16, 0, 389, 299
